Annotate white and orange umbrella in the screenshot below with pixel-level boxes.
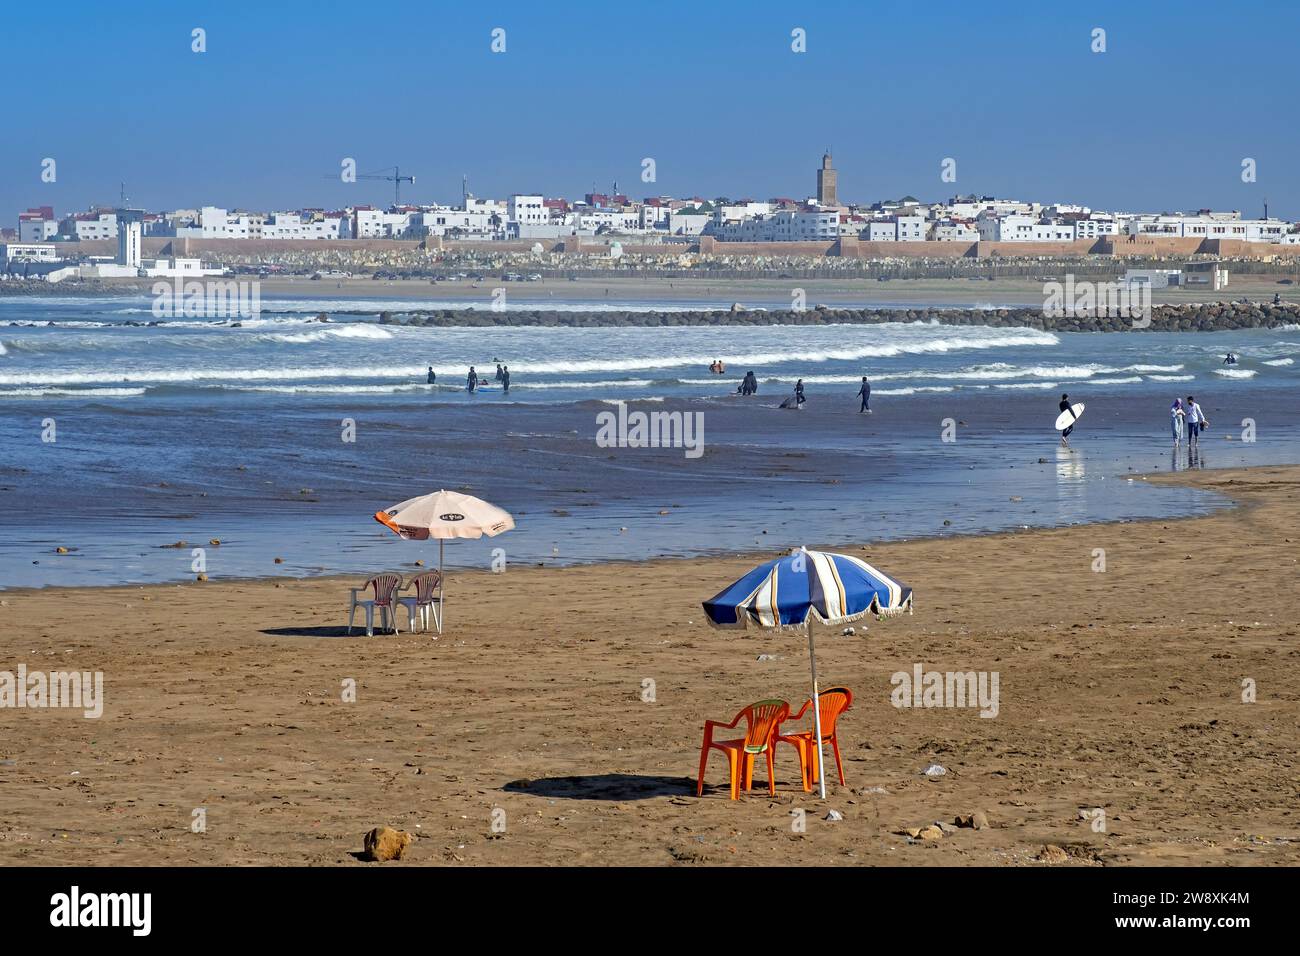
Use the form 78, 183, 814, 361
374, 489, 515, 632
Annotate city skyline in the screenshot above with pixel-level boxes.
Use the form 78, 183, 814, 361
2, 0, 1297, 219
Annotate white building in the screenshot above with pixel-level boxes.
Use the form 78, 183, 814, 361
714, 209, 839, 242
1, 242, 60, 263
261, 211, 344, 240
118, 221, 142, 268
977, 213, 1074, 242
1124, 213, 1292, 242
409, 205, 500, 239
931, 222, 980, 242
18, 209, 58, 242
507, 194, 547, 228
64, 210, 119, 240
667, 211, 710, 236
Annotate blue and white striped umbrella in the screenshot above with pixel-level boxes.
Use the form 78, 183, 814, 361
703, 548, 912, 631
702, 547, 912, 799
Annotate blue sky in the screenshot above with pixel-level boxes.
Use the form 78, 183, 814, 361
2, 0, 1296, 219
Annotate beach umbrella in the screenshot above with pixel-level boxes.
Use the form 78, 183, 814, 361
703, 547, 912, 799
373, 489, 515, 633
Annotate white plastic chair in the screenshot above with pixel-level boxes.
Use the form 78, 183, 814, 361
347, 573, 402, 636
396, 570, 442, 635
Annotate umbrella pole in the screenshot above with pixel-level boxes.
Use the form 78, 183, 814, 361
806, 620, 827, 800
438, 539, 445, 635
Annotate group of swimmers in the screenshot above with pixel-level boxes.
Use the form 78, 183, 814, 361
426, 362, 511, 392
1223, 352, 1239, 365
708, 359, 727, 374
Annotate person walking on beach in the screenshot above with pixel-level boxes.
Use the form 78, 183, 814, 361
857, 375, 872, 413
426, 366, 436, 385
795, 379, 806, 409
501, 365, 511, 393
1170, 397, 1185, 446
1058, 393, 1076, 446
1185, 395, 1208, 444
467, 366, 478, 393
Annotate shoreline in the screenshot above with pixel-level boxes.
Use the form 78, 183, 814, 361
0, 463, 1244, 596
2, 463, 1298, 866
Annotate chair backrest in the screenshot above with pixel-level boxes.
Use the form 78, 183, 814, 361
366, 573, 402, 606
742, 699, 790, 754
806, 687, 853, 736
409, 570, 441, 603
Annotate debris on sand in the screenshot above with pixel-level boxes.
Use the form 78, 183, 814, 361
1037, 844, 1068, 864
362, 826, 412, 862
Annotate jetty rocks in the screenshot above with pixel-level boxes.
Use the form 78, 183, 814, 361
377, 301, 1300, 333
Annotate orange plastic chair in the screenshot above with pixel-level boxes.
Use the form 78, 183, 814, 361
776, 687, 853, 791
697, 699, 789, 800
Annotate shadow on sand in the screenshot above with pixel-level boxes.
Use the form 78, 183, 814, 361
503, 774, 694, 801
260, 625, 387, 639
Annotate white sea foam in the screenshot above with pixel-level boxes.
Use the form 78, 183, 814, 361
1262, 357, 1294, 366
0, 386, 146, 398
1214, 368, 1258, 379
264, 325, 395, 344
874, 386, 956, 396
1088, 376, 1144, 385
1148, 374, 1195, 382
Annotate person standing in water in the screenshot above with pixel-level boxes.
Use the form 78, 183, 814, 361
1058, 393, 1075, 446
426, 366, 436, 384
795, 379, 806, 408
1170, 397, 1185, 446
495, 363, 504, 381
501, 365, 511, 393
857, 375, 872, 413
467, 366, 478, 393
1185, 395, 1208, 444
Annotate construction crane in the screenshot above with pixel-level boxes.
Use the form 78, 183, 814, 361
327, 165, 416, 206
358, 166, 415, 205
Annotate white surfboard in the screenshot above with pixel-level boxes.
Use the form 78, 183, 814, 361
1054, 402, 1085, 431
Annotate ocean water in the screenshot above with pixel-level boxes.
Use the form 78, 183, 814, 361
2, 294, 1298, 588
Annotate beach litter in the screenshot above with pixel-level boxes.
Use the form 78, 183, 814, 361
1037, 844, 1069, 864
824, 809, 844, 822
362, 826, 412, 862
921, 763, 947, 777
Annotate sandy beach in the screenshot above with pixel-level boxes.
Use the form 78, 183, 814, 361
1, 464, 1297, 867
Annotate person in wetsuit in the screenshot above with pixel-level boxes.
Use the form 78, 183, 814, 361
467, 366, 478, 392
426, 366, 436, 384
501, 365, 511, 392
1059, 393, 1075, 445
858, 376, 872, 413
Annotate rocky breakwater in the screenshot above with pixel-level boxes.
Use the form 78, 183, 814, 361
373, 301, 1300, 332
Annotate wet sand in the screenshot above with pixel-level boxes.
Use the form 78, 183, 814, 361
1, 465, 1298, 866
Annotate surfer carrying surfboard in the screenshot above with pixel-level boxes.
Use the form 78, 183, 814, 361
1058, 393, 1079, 446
